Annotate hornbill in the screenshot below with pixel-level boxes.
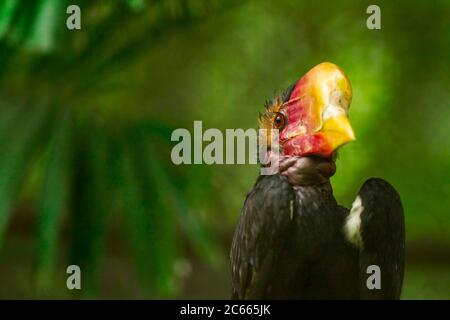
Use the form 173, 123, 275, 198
230, 62, 405, 299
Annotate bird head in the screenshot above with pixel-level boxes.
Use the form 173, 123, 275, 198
260, 62, 355, 158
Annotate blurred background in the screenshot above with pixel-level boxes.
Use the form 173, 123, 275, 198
0, 0, 448, 299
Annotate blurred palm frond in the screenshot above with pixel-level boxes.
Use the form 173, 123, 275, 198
0, 0, 237, 297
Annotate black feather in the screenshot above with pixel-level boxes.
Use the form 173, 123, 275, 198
230, 176, 405, 299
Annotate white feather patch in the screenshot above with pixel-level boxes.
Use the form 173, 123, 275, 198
344, 195, 364, 248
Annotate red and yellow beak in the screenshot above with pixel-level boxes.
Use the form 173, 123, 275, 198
281, 62, 355, 157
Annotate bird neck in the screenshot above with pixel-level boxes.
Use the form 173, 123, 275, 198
276, 155, 336, 187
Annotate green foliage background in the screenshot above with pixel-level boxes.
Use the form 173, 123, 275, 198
0, 0, 448, 299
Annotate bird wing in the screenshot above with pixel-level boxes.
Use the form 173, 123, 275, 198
345, 178, 405, 299
230, 174, 296, 299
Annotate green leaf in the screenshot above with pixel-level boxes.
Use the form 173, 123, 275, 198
68, 123, 110, 298
141, 134, 219, 267
0, 0, 21, 37
119, 130, 179, 297
0, 103, 51, 250
24, 0, 64, 53
34, 109, 72, 291
6, 1, 39, 46
119, 143, 156, 296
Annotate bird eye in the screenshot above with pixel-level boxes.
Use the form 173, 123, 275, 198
273, 112, 286, 129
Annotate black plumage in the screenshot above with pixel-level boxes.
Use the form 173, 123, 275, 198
230, 175, 404, 299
